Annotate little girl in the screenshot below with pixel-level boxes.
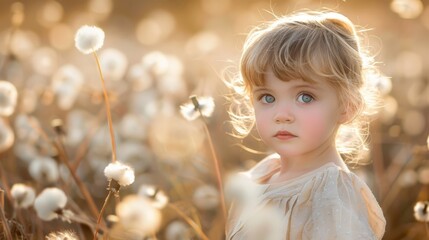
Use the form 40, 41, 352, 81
226, 11, 386, 240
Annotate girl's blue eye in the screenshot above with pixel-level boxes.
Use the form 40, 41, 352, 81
297, 93, 313, 103
261, 94, 275, 103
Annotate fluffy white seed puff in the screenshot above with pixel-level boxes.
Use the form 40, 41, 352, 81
180, 96, 215, 121
0, 80, 18, 117
34, 188, 67, 221
116, 195, 162, 237
414, 201, 429, 222
46, 230, 78, 240
74, 25, 105, 54
104, 161, 135, 186
29, 156, 59, 183
11, 183, 35, 209
192, 184, 219, 210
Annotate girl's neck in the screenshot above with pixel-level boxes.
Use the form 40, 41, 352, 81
274, 142, 347, 183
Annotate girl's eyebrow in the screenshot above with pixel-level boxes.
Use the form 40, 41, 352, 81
290, 83, 319, 90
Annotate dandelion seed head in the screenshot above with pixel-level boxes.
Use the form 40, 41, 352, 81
104, 161, 135, 186
141, 51, 169, 76
391, 0, 423, 19
99, 48, 128, 81
192, 185, 219, 210
51, 65, 83, 110
46, 230, 78, 240
34, 188, 67, 221
165, 220, 192, 240
138, 184, 169, 209
0, 81, 18, 117
74, 25, 105, 54
398, 169, 417, 187
418, 166, 429, 184
14, 114, 41, 143
116, 195, 162, 236
127, 64, 154, 92
414, 201, 429, 222
426, 134, 429, 150
11, 183, 35, 209
180, 102, 200, 121
29, 156, 59, 183
244, 204, 284, 240
13, 142, 37, 163
0, 118, 14, 153
180, 96, 215, 121
224, 171, 260, 204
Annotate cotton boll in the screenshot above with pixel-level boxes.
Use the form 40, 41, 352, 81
104, 161, 135, 186
11, 183, 36, 208
192, 185, 219, 210
165, 221, 192, 240
116, 195, 162, 237
34, 188, 67, 221
74, 25, 105, 54
0, 117, 14, 153
29, 156, 59, 183
99, 48, 128, 81
0, 80, 18, 117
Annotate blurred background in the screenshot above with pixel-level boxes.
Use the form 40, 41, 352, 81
0, 0, 428, 239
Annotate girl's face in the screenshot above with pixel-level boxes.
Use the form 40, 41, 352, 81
252, 70, 345, 158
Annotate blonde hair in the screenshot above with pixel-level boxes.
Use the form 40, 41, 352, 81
227, 11, 382, 165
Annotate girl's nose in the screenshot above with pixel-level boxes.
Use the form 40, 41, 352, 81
274, 108, 294, 123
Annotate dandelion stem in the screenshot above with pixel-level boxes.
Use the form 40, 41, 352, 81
425, 222, 429, 238
0, 190, 12, 240
200, 117, 227, 220
93, 184, 113, 240
92, 51, 117, 163
53, 137, 101, 224
0, 164, 12, 204
167, 203, 209, 240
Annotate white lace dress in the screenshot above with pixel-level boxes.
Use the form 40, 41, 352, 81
226, 155, 386, 240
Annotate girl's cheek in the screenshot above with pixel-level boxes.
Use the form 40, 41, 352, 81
301, 111, 331, 137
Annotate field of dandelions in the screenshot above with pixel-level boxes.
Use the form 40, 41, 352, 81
0, 0, 428, 239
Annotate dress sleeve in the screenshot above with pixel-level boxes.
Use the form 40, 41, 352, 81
302, 169, 386, 240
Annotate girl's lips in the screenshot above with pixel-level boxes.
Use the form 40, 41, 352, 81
274, 131, 297, 140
